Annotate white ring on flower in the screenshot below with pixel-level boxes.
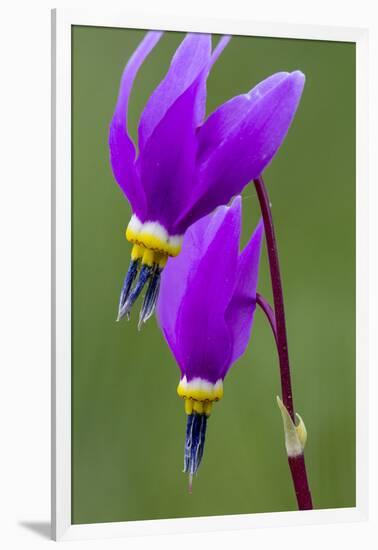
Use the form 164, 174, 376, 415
126, 214, 183, 257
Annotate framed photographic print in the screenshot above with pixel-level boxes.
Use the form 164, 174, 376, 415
51, 8, 369, 541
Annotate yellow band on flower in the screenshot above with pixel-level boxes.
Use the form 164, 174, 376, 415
130, 244, 168, 268
126, 215, 183, 258
177, 376, 224, 417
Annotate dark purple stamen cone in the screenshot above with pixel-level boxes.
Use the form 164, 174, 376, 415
118, 264, 153, 321
117, 259, 140, 320
184, 413, 208, 489
138, 266, 162, 329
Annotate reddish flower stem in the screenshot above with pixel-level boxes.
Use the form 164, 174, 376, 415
253, 175, 313, 511
256, 292, 277, 344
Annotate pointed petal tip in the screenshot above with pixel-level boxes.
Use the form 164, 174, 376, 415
269, 69, 305, 96
210, 34, 232, 66
240, 215, 264, 258
218, 194, 242, 237
138, 32, 212, 149
291, 69, 306, 80
225, 194, 242, 219
147, 30, 164, 39
249, 218, 265, 252
231, 194, 242, 208
256, 217, 265, 237
232, 196, 242, 228
289, 70, 306, 92
260, 69, 305, 92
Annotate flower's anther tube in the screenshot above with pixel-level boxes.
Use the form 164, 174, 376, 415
184, 413, 208, 491
138, 266, 162, 329
177, 376, 223, 489
117, 259, 140, 321
118, 264, 153, 321
117, 216, 183, 324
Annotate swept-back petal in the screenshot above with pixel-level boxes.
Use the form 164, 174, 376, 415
157, 198, 242, 382
136, 75, 201, 232
156, 203, 236, 363
209, 35, 231, 68
156, 228, 200, 367
109, 31, 162, 215
197, 72, 289, 164
191, 35, 231, 120
156, 202, 232, 362
177, 71, 305, 231
223, 219, 264, 376
138, 33, 212, 150
176, 199, 241, 382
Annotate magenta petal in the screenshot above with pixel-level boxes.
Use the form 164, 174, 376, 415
109, 31, 162, 216
210, 35, 231, 68
156, 229, 200, 368
157, 198, 242, 382
175, 202, 240, 382
156, 202, 232, 362
190, 35, 231, 119
223, 219, 264, 375
136, 76, 201, 232
138, 33, 212, 151
177, 71, 305, 231
197, 72, 289, 164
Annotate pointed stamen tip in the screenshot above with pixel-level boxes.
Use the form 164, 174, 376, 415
116, 306, 128, 323
116, 310, 123, 322
117, 258, 141, 319
188, 474, 193, 494
116, 308, 123, 322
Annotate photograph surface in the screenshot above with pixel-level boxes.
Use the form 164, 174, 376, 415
71, 26, 355, 524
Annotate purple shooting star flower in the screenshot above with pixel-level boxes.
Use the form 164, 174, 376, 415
157, 196, 264, 489
109, 31, 304, 327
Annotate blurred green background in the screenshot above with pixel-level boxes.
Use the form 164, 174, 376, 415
72, 26, 355, 524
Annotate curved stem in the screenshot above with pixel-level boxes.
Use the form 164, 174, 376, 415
256, 293, 277, 344
253, 175, 313, 511
254, 176, 294, 419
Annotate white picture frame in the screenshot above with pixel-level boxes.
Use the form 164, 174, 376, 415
51, 8, 369, 541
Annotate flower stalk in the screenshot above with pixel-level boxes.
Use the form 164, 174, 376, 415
256, 292, 277, 344
253, 175, 313, 511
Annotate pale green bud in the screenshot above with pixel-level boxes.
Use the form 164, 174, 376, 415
276, 396, 307, 457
